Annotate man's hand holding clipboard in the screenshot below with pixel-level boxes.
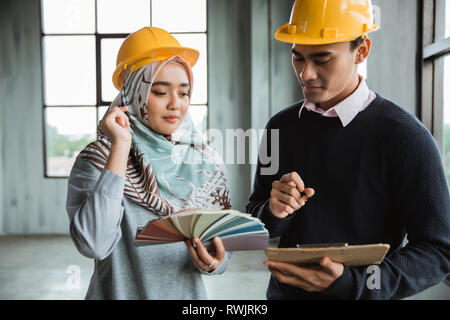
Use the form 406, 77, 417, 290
264, 243, 390, 292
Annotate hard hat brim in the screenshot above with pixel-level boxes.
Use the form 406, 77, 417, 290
274, 23, 380, 45
112, 46, 200, 91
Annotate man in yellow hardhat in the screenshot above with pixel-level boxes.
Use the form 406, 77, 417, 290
247, 0, 450, 299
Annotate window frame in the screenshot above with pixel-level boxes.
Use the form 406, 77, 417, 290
421, 0, 450, 152
39, 0, 209, 178
420, 0, 450, 287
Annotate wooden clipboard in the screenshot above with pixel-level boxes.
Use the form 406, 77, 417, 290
264, 243, 390, 267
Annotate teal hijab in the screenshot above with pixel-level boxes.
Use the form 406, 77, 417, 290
80, 56, 231, 216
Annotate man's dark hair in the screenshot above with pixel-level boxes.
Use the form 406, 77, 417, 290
350, 36, 364, 51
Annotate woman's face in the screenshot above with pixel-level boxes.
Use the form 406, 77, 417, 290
146, 62, 190, 135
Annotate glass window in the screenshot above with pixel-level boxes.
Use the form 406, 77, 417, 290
98, 106, 109, 123
173, 33, 208, 105
101, 38, 125, 102
41, 0, 95, 34
446, 0, 450, 38
443, 54, 450, 186
188, 105, 208, 134
43, 36, 96, 105
45, 107, 97, 176
96, 0, 151, 34
41, 0, 208, 177
152, 0, 207, 32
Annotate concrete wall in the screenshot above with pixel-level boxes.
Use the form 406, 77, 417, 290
0, 0, 69, 234
369, 0, 419, 114
207, 0, 252, 212
208, 0, 299, 211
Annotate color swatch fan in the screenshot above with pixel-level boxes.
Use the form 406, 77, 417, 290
135, 208, 269, 251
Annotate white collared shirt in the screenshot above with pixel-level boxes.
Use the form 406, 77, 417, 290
298, 75, 376, 127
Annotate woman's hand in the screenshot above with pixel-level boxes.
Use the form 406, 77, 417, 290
99, 106, 132, 146
100, 106, 132, 177
185, 237, 226, 273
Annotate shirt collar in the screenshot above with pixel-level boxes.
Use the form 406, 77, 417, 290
298, 75, 371, 127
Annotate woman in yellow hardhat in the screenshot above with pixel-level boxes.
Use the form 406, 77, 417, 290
66, 27, 232, 299
248, 0, 450, 300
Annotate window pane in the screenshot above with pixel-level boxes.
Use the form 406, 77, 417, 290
98, 106, 109, 123
43, 36, 96, 105
101, 38, 124, 102
152, 0, 206, 32
443, 54, 450, 186
446, 0, 450, 38
41, 0, 95, 34
45, 107, 97, 176
97, 0, 150, 34
173, 33, 207, 105
188, 105, 208, 134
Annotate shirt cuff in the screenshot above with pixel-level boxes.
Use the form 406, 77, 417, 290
93, 169, 126, 199
321, 264, 355, 299
259, 200, 297, 231
199, 252, 232, 276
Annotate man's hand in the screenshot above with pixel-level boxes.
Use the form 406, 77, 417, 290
264, 257, 344, 292
269, 172, 315, 218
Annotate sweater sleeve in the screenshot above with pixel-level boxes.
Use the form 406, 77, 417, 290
323, 128, 450, 300
245, 123, 298, 238
66, 156, 125, 260
198, 252, 233, 276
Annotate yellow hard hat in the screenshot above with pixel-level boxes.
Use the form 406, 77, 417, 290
275, 0, 379, 45
112, 27, 200, 90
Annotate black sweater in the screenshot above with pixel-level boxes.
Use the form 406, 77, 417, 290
246, 94, 450, 300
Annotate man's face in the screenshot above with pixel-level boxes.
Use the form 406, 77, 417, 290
291, 41, 364, 109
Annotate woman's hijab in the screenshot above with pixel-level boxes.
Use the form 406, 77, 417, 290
78, 56, 231, 216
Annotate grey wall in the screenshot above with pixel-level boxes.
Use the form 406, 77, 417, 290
368, 0, 419, 114
0, 0, 69, 234
208, 0, 252, 212
208, 0, 299, 211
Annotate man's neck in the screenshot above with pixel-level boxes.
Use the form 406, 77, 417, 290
317, 74, 361, 111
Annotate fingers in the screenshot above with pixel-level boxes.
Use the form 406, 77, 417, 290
281, 172, 305, 193
104, 106, 130, 128
184, 239, 198, 259
272, 180, 301, 198
185, 238, 218, 272
269, 172, 315, 219
271, 188, 303, 209
193, 238, 215, 266
319, 257, 344, 277
264, 260, 319, 289
115, 106, 130, 127
264, 260, 304, 277
304, 188, 315, 199
212, 237, 226, 262
268, 266, 312, 290
269, 197, 294, 217
185, 239, 211, 271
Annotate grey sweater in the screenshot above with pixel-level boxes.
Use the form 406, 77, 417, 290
66, 155, 230, 300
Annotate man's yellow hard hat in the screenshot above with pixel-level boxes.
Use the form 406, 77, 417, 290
112, 27, 200, 90
275, 0, 380, 45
